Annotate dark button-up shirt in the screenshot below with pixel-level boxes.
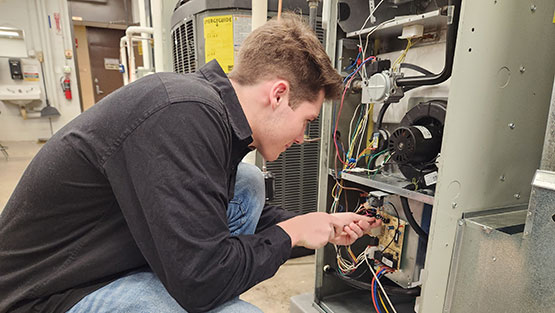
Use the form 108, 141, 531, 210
0, 61, 296, 313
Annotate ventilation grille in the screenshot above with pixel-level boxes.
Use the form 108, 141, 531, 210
266, 117, 321, 214
316, 20, 325, 45
172, 19, 197, 74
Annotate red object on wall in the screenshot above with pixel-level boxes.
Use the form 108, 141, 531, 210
62, 77, 72, 100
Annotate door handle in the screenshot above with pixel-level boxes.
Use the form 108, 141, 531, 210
94, 78, 104, 95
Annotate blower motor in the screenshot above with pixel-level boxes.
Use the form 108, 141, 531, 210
388, 100, 447, 187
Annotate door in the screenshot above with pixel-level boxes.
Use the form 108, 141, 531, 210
86, 27, 125, 103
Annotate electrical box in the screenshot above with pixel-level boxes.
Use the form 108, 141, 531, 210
8, 58, 23, 80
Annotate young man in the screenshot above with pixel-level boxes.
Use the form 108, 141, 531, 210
0, 14, 380, 313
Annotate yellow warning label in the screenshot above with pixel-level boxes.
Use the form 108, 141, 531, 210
204, 15, 234, 73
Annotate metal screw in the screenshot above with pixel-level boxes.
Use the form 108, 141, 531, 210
514, 193, 521, 199
499, 175, 506, 182
527, 211, 532, 217
323, 265, 331, 272
492, 257, 497, 262
445, 243, 449, 247
530, 5, 536, 12
458, 220, 465, 226
519, 66, 526, 73
508, 123, 515, 129
452, 202, 457, 208
524, 231, 530, 236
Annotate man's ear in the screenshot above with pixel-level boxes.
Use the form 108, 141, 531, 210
270, 80, 290, 110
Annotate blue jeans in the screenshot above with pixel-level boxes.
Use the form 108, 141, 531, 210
67, 163, 265, 313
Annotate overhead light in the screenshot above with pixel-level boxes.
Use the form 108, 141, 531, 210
0, 28, 23, 39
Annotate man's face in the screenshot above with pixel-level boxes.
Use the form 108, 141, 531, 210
257, 90, 325, 161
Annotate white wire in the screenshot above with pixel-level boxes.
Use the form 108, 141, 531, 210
358, 0, 387, 58
365, 248, 398, 313
348, 103, 362, 144
360, 18, 395, 79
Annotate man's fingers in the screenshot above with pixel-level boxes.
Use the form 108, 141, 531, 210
345, 227, 357, 240
348, 222, 364, 237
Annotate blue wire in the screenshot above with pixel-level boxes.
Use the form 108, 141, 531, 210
334, 56, 375, 166
344, 51, 361, 71
343, 57, 375, 84
374, 269, 387, 313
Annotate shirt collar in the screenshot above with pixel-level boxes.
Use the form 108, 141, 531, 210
199, 60, 253, 143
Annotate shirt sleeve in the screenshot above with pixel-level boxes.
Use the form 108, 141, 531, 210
103, 101, 292, 312
255, 204, 298, 233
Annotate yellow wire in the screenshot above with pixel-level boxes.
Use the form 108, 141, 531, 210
344, 106, 372, 169
347, 247, 357, 263
392, 38, 416, 71
378, 289, 390, 313
365, 103, 375, 163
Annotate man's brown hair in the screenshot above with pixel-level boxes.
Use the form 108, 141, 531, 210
229, 12, 343, 109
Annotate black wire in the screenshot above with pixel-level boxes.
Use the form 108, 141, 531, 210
400, 196, 429, 244
329, 268, 422, 296
381, 202, 400, 252
400, 63, 434, 76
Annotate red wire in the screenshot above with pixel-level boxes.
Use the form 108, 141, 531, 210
333, 57, 376, 168
371, 272, 379, 313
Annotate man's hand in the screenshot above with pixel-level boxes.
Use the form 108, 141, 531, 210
328, 213, 381, 246
277, 212, 381, 249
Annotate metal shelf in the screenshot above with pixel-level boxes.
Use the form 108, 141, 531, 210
334, 171, 435, 205
346, 9, 447, 39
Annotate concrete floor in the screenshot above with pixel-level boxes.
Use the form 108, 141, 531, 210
0, 141, 315, 313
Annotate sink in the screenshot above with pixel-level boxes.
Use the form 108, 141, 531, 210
0, 85, 41, 105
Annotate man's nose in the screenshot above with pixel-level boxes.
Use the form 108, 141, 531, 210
294, 131, 305, 145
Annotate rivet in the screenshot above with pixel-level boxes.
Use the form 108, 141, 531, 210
492, 257, 497, 262
524, 231, 530, 236
452, 202, 457, 208
519, 66, 526, 73
514, 193, 521, 199
508, 123, 515, 129
499, 175, 506, 182
458, 220, 465, 226
527, 211, 532, 217
530, 5, 536, 12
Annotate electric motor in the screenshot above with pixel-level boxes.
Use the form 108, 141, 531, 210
387, 100, 447, 186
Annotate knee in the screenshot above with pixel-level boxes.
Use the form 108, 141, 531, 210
236, 163, 264, 199
235, 162, 265, 212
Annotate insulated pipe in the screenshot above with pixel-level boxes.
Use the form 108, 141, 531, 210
126, 27, 154, 82
38, 0, 61, 111
396, 0, 462, 88
252, 0, 268, 31
277, 0, 283, 19
150, 0, 165, 72
137, 0, 151, 70
119, 37, 129, 85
